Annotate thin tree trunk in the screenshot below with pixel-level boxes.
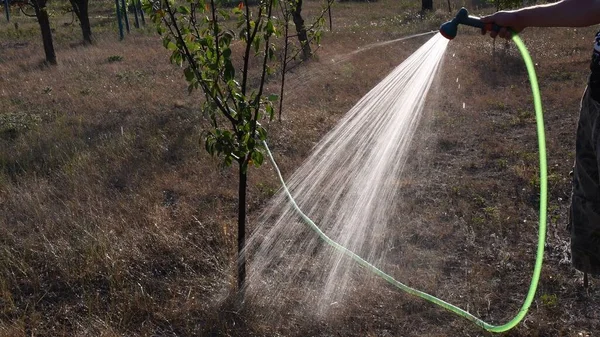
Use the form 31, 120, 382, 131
133, 0, 140, 28
69, 0, 92, 44
115, 0, 124, 40
237, 160, 247, 302
279, 13, 290, 121
120, 0, 130, 33
328, 1, 332, 31
33, 1, 56, 65
79, 0, 92, 44
138, 0, 145, 25
3, 0, 10, 22
291, 0, 311, 61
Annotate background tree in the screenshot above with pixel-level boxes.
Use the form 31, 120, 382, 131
68, 0, 92, 44
14, 0, 57, 63
31, 0, 56, 64
277, 0, 332, 119
290, 0, 311, 60
144, 0, 331, 301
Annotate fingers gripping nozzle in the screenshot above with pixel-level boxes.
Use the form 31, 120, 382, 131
439, 7, 501, 40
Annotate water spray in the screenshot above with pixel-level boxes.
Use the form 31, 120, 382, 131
439, 7, 501, 39
261, 9, 546, 333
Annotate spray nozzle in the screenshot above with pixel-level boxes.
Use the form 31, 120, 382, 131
440, 7, 502, 40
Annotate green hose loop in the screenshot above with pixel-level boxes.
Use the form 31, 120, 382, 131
263, 33, 547, 333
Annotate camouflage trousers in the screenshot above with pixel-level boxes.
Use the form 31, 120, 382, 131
570, 86, 600, 275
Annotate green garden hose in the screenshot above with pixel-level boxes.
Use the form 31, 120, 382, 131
263, 33, 547, 333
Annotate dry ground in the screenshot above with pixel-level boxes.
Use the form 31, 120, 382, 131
1, 0, 599, 336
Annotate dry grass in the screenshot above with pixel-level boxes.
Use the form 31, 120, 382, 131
1, 0, 599, 336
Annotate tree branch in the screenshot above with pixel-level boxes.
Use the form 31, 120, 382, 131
252, 0, 274, 137
163, 0, 236, 127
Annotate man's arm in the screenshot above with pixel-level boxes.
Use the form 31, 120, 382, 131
482, 0, 600, 39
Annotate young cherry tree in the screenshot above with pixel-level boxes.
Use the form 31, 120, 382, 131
144, 0, 331, 299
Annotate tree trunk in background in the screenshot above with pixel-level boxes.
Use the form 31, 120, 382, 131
70, 0, 92, 44
422, 0, 433, 11
33, 0, 57, 65
79, 0, 92, 44
291, 0, 311, 61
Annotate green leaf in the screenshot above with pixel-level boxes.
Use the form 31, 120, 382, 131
205, 134, 216, 155
251, 150, 264, 167
178, 5, 191, 14
162, 37, 171, 49
266, 105, 275, 121
184, 67, 195, 82
187, 41, 201, 53
247, 137, 255, 149
257, 127, 267, 141
224, 61, 235, 81
268, 45, 275, 60
221, 31, 234, 45
166, 41, 178, 51
197, 0, 207, 12
254, 36, 261, 54
315, 31, 322, 45
224, 155, 233, 167
218, 9, 230, 20
222, 47, 232, 59
268, 94, 278, 102
266, 20, 275, 35
170, 50, 183, 66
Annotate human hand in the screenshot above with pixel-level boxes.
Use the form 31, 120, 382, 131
481, 11, 525, 39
